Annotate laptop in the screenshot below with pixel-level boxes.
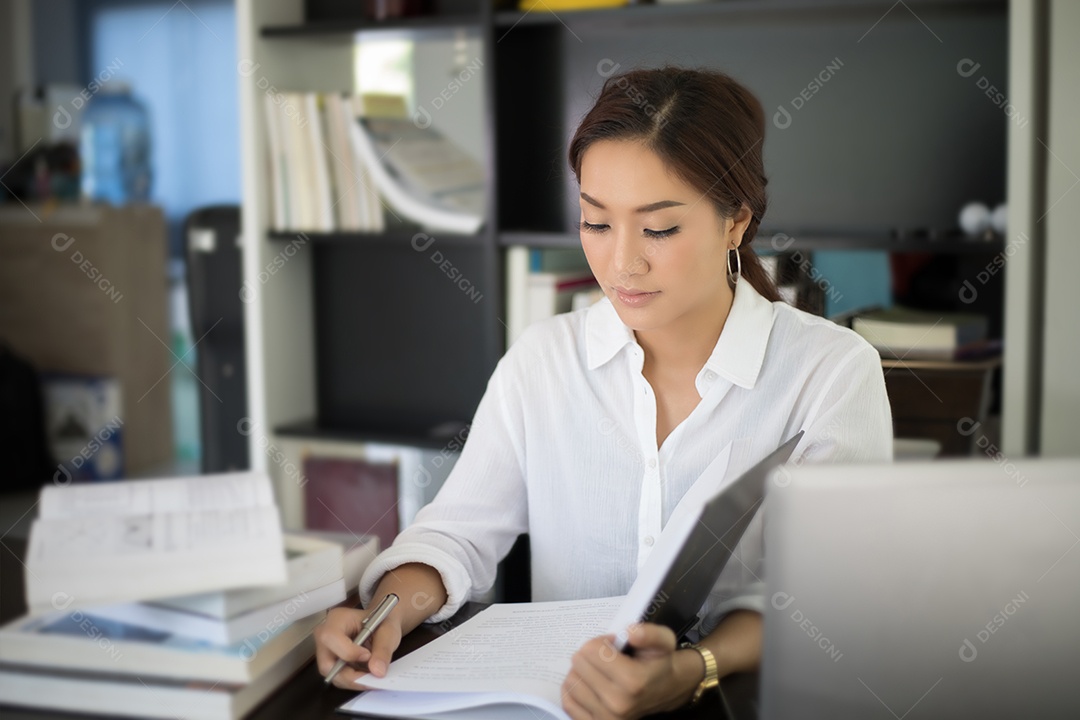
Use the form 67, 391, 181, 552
762, 458, 1080, 719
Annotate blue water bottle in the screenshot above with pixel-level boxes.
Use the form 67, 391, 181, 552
80, 82, 152, 204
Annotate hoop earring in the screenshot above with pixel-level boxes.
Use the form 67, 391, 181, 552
727, 246, 742, 288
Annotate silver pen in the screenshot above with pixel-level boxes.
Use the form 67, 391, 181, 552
324, 593, 399, 686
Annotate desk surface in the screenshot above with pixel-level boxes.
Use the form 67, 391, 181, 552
0, 535, 757, 720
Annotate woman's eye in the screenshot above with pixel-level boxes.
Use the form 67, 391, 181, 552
644, 226, 680, 239
578, 220, 609, 234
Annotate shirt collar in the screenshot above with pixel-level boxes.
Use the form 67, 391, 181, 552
584, 279, 777, 390
585, 296, 636, 370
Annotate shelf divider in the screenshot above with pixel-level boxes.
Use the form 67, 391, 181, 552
261, 15, 482, 38
497, 229, 1007, 253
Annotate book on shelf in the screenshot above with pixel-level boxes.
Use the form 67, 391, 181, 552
304, 92, 336, 233
339, 436, 800, 720
262, 91, 484, 235
527, 270, 599, 327
505, 247, 601, 347
263, 93, 289, 231
304, 456, 400, 553
852, 306, 991, 360
346, 106, 483, 235
0, 627, 315, 720
0, 606, 323, 684
25, 471, 287, 615
362, 116, 485, 218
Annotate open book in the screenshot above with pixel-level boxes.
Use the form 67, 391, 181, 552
340, 435, 801, 720
25, 472, 287, 614
341, 598, 619, 720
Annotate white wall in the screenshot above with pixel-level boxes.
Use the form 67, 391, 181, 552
1038, 0, 1080, 455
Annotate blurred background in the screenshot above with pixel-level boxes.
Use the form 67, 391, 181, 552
0, 0, 1076, 542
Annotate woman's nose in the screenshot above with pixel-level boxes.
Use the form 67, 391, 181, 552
612, 229, 648, 281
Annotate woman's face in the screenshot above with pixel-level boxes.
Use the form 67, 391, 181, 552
578, 139, 748, 334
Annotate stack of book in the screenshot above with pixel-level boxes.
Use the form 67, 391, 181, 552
0, 472, 379, 719
264, 92, 484, 235
851, 307, 997, 360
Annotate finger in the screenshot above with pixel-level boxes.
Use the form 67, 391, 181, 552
573, 636, 633, 685
319, 627, 372, 671
330, 665, 369, 690
562, 666, 612, 720
625, 622, 677, 653
315, 608, 378, 675
570, 649, 630, 717
365, 621, 403, 678
562, 685, 594, 720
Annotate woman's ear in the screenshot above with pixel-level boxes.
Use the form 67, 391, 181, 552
729, 204, 753, 249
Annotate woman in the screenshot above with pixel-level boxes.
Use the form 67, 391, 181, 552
316, 66, 892, 717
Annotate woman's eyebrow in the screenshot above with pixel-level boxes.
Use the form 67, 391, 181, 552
580, 192, 685, 213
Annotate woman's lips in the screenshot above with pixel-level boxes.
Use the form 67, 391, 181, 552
614, 286, 660, 307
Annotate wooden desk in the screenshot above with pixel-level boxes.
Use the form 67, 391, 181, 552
0, 536, 757, 720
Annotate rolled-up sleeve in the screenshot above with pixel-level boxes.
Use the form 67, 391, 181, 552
693, 341, 893, 639
358, 352, 528, 624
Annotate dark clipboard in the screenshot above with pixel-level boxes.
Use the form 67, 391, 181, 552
638, 431, 803, 643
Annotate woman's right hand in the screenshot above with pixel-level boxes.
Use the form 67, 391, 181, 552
314, 606, 403, 690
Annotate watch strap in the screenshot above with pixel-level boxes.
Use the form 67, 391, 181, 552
681, 642, 720, 705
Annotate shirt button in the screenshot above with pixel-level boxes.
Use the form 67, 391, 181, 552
647, 459, 657, 469
643, 535, 655, 546
704, 370, 717, 381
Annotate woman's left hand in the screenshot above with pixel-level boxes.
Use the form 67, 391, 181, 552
560, 623, 701, 720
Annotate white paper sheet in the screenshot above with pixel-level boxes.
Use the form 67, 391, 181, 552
356, 597, 622, 706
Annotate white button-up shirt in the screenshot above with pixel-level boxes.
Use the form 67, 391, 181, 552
360, 278, 893, 636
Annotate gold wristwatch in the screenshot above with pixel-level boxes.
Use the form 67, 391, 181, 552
681, 642, 720, 705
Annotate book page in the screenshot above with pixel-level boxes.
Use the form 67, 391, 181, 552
342, 690, 568, 720
357, 597, 622, 706
28, 506, 282, 561
38, 472, 274, 519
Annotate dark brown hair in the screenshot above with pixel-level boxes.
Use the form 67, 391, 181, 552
568, 66, 781, 302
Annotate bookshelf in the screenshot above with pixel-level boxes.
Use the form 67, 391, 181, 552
238, 0, 1018, 523
498, 230, 1009, 254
